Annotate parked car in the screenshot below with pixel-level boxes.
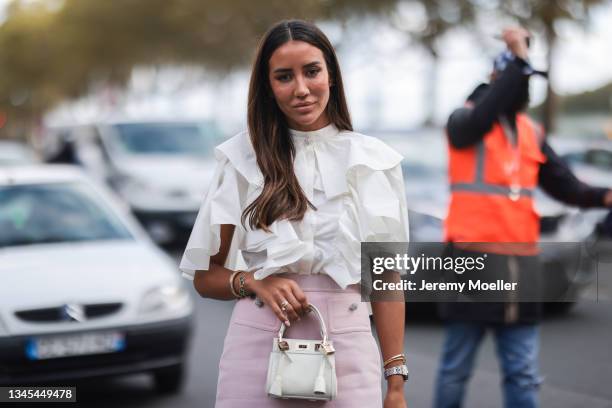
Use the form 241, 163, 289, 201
44, 120, 223, 244
0, 141, 39, 166
550, 137, 612, 174
0, 165, 194, 391
379, 130, 611, 313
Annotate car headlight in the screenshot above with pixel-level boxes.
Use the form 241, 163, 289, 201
138, 284, 192, 316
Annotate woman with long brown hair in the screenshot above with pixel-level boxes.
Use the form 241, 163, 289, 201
181, 19, 409, 407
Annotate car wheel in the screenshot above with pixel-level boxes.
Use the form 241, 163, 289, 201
153, 363, 185, 394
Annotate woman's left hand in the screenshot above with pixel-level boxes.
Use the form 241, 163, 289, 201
384, 388, 407, 408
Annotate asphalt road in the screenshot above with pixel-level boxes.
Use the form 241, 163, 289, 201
60, 253, 612, 408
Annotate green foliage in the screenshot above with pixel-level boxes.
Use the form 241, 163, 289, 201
556, 82, 611, 114
0, 0, 398, 133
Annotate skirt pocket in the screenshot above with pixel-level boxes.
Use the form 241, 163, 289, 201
327, 296, 371, 335
232, 298, 281, 332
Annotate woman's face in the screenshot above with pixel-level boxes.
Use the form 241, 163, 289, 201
268, 40, 331, 132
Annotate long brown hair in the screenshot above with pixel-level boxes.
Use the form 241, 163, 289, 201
243, 19, 352, 231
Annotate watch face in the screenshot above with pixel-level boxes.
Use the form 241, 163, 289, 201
385, 365, 409, 381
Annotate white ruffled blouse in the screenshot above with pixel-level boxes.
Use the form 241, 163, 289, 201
179, 124, 409, 289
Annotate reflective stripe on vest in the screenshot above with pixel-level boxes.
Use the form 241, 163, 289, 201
445, 113, 545, 245
449, 115, 535, 200
450, 183, 533, 197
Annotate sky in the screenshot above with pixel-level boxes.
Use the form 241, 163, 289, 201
2, 0, 611, 132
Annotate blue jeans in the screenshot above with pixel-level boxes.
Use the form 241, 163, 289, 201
434, 322, 542, 408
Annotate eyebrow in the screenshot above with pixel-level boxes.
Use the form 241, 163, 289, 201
272, 61, 322, 74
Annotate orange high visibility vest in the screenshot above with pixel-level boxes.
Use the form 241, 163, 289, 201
444, 113, 546, 254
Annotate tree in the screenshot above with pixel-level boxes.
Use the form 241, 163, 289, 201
0, 0, 399, 138
390, 0, 476, 125
0, 2, 61, 137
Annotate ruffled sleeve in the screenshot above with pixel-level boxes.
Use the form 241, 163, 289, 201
326, 135, 410, 288
358, 163, 411, 281
350, 163, 410, 242
179, 156, 247, 280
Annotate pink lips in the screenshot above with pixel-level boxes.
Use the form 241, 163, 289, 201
293, 102, 316, 113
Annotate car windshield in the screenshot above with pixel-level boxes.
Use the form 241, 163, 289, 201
108, 122, 217, 156
0, 182, 133, 247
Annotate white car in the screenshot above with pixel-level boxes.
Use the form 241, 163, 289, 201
0, 141, 39, 166
45, 120, 222, 244
0, 165, 193, 392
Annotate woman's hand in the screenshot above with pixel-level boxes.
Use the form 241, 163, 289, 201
244, 273, 309, 326
384, 386, 407, 408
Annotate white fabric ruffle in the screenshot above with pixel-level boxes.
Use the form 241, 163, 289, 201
179, 126, 409, 288
329, 163, 410, 288
179, 156, 246, 280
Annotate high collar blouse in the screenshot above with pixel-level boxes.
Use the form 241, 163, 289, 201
179, 124, 410, 289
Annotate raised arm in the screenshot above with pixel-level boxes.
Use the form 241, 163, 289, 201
447, 59, 530, 149
448, 27, 533, 149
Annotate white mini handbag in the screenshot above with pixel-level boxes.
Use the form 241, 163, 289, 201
265, 304, 337, 401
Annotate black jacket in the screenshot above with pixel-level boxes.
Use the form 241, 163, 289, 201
440, 58, 608, 324
447, 58, 608, 208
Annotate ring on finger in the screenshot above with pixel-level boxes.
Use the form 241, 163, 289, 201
280, 300, 289, 311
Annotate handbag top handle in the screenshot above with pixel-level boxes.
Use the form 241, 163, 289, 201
277, 304, 328, 344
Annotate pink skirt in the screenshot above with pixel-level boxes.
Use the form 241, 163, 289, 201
215, 274, 383, 407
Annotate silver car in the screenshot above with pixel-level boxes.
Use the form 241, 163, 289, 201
44, 120, 223, 244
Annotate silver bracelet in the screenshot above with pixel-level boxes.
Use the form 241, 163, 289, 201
384, 364, 409, 382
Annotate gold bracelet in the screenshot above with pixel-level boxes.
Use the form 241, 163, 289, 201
384, 353, 405, 364
384, 357, 406, 368
229, 270, 242, 298
383, 354, 406, 367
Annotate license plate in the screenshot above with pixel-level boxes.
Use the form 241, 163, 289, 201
25, 331, 126, 360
